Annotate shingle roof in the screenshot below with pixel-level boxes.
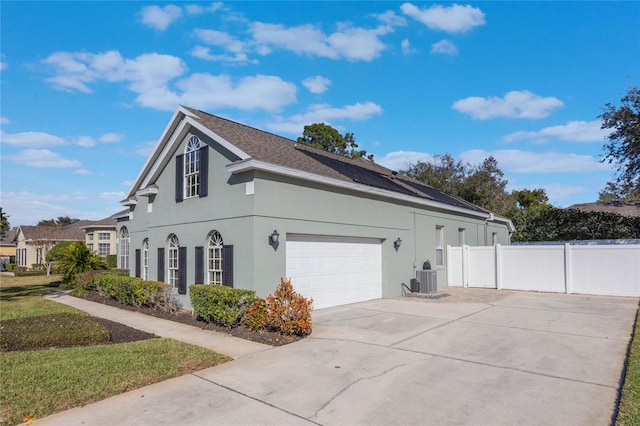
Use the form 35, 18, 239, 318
568, 201, 640, 218
19, 220, 92, 242
80, 211, 127, 229
182, 106, 488, 214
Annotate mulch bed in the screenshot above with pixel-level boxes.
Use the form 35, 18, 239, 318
78, 291, 302, 346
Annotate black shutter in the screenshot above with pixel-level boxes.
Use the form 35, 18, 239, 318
157, 248, 165, 282
175, 154, 184, 203
199, 146, 208, 198
222, 245, 233, 288
135, 249, 141, 278
195, 246, 204, 284
178, 246, 187, 294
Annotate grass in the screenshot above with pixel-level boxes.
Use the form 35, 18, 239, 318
616, 302, 640, 426
0, 275, 232, 426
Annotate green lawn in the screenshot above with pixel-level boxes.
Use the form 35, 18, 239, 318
616, 303, 640, 426
0, 275, 231, 426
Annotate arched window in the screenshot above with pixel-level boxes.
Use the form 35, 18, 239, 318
120, 227, 130, 269
184, 136, 200, 198
167, 235, 179, 288
207, 231, 224, 285
142, 239, 149, 280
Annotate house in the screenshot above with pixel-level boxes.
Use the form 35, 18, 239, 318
15, 221, 92, 268
568, 201, 640, 218
0, 228, 17, 270
81, 211, 129, 257
119, 106, 514, 309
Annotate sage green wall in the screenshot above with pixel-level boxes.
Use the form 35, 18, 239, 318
119, 129, 511, 308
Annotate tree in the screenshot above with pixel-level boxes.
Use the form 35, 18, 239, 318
43, 241, 75, 276
37, 216, 80, 226
297, 123, 373, 160
56, 241, 107, 284
0, 207, 9, 232
600, 86, 640, 199
402, 153, 467, 198
509, 189, 554, 242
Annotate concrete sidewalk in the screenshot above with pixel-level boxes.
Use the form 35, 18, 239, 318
44, 292, 270, 359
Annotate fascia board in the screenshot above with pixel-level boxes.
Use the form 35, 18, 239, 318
137, 114, 251, 192
125, 106, 188, 199
227, 159, 490, 220
135, 186, 159, 197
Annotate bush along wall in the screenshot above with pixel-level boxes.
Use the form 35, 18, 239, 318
190, 285, 255, 327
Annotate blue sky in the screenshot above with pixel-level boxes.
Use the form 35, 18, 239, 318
1, 1, 639, 226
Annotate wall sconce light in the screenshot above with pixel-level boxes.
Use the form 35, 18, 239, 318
394, 237, 402, 251
269, 230, 280, 251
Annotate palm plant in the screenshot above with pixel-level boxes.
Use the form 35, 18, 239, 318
57, 241, 107, 284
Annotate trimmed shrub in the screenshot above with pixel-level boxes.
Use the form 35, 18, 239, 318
190, 285, 255, 327
4, 263, 15, 272
14, 270, 46, 277
89, 271, 177, 312
106, 254, 117, 269
74, 270, 112, 290
266, 278, 313, 336
243, 297, 268, 331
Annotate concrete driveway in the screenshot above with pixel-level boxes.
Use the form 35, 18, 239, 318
33, 290, 638, 426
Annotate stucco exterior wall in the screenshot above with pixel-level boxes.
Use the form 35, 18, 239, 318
120, 130, 511, 308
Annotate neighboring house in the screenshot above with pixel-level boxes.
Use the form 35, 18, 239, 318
119, 106, 514, 309
0, 228, 17, 270
81, 212, 128, 257
15, 221, 92, 268
568, 201, 640, 218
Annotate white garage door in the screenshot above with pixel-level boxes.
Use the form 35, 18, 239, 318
286, 235, 382, 309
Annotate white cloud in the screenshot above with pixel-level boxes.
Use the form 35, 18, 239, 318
75, 169, 92, 175
503, 120, 608, 143
5, 149, 82, 168
141, 5, 182, 30
266, 102, 383, 134
453, 91, 564, 120
0, 130, 68, 147
431, 39, 458, 55
99, 191, 126, 200
0, 117, 9, 125
76, 136, 96, 147
136, 140, 157, 157
401, 39, 417, 55
191, 46, 253, 64
186, 2, 222, 15
121, 180, 134, 187
460, 149, 611, 173
401, 3, 485, 33
0, 62, 7, 70
99, 132, 125, 143
194, 29, 248, 53
43, 49, 296, 112
0, 191, 107, 226
375, 10, 408, 26
250, 22, 391, 62
303, 76, 331, 94
176, 73, 297, 112
376, 150, 434, 171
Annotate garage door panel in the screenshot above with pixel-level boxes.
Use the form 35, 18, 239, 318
286, 236, 382, 309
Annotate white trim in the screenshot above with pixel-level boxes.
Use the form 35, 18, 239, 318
120, 197, 137, 206
136, 186, 158, 197
227, 159, 497, 221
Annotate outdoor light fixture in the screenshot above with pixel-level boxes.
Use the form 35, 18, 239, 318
394, 237, 402, 251
269, 230, 280, 251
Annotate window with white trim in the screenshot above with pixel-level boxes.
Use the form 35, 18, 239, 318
142, 239, 149, 280
88, 243, 94, 252
98, 232, 110, 240
98, 243, 110, 256
207, 231, 224, 285
184, 136, 201, 199
119, 227, 130, 269
168, 235, 179, 288
435, 225, 444, 267
87, 233, 94, 241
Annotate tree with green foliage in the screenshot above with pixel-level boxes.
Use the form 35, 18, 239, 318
508, 189, 554, 241
37, 216, 80, 226
0, 207, 9, 232
41, 241, 75, 276
56, 241, 107, 284
297, 123, 373, 160
402, 153, 467, 198
600, 86, 640, 200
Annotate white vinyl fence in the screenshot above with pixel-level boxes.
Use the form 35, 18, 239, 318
447, 244, 640, 297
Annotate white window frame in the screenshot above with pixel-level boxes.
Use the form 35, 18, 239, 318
98, 243, 110, 256
98, 232, 110, 240
184, 136, 200, 199
168, 235, 179, 288
207, 231, 224, 285
87, 233, 94, 241
119, 227, 130, 269
142, 239, 149, 280
88, 243, 94, 252
435, 225, 445, 267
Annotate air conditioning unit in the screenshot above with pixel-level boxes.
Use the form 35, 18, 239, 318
416, 270, 437, 294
